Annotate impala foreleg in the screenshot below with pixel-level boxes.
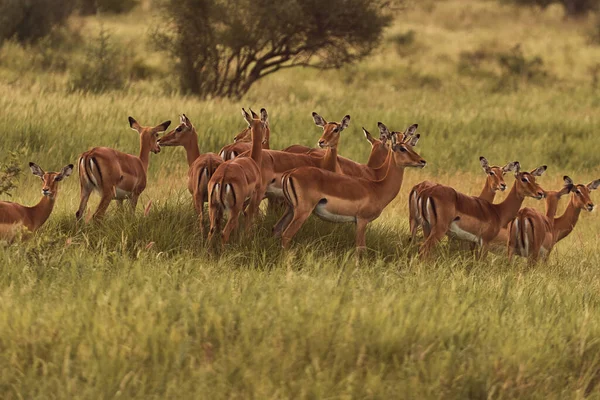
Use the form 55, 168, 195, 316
281, 207, 312, 249
355, 218, 369, 255
273, 206, 293, 237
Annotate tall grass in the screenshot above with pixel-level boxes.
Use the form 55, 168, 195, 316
1, 0, 600, 397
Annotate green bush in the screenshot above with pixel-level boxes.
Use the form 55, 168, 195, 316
499, 0, 598, 18
78, 0, 139, 14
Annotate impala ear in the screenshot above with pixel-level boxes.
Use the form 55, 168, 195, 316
129, 116, 142, 133
587, 179, 600, 191
250, 108, 259, 119
55, 164, 74, 181
530, 165, 547, 177
377, 122, 390, 140
242, 108, 252, 125
181, 114, 191, 126
260, 108, 268, 124
363, 128, 376, 144
339, 115, 350, 131
29, 162, 45, 179
503, 161, 519, 174
405, 124, 418, 137
480, 156, 491, 173
312, 112, 326, 128
408, 133, 420, 147
558, 175, 574, 196
512, 161, 521, 176
155, 120, 171, 132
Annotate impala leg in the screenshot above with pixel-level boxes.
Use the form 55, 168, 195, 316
207, 198, 221, 243
193, 189, 206, 236
409, 215, 420, 244
244, 191, 262, 234
419, 224, 448, 260
76, 184, 93, 221
93, 189, 114, 220
281, 208, 312, 249
355, 218, 369, 256
273, 206, 294, 237
221, 205, 242, 245
129, 193, 140, 212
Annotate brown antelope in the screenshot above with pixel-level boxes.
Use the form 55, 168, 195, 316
409, 157, 519, 243
0, 162, 73, 241
157, 114, 223, 234
76, 116, 171, 221
218, 109, 270, 161
508, 176, 599, 263
418, 163, 547, 259
207, 108, 267, 244
275, 123, 426, 251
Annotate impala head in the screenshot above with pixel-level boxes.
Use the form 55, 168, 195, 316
374, 122, 426, 168
543, 175, 574, 202
158, 114, 196, 147
29, 162, 73, 199
242, 107, 268, 136
569, 177, 600, 212
128, 116, 171, 154
313, 112, 350, 149
513, 163, 547, 200
480, 157, 519, 192
239, 107, 269, 145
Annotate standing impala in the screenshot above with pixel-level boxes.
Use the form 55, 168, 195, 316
76, 116, 171, 221
207, 108, 267, 244
0, 162, 72, 241
409, 157, 519, 243
158, 114, 223, 234
508, 176, 599, 263
275, 123, 426, 251
219, 109, 270, 160
418, 163, 547, 259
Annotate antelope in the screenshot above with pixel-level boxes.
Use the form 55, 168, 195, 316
207, 108, 267, 244
409, 157, 519, 243
508, 176, 599, 263
76, 116, 171, 221
418, 163, 547, 259
218, 109, 270, 161
157, 114, 223, 234
275, 123, 426, 251
0, 162, 73, 241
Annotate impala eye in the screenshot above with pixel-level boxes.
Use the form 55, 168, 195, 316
176, 127, 182, 132
399, 146, 407, 153
489, 171, 495, 176
576, 189, 582, 195
521, 177, 529, 183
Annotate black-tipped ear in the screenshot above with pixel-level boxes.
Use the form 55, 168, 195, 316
513, 161, 521, 176
55, 164, 74, 181
405, 124, 418, 136
363, 128, 375, 144
156, 120, 171, 132
29, 162, 45, 178
260, 108, 268, 124
480, 156, 490, 172
181, 114, 191, 125
242, 108, 252, 125
588, 179, 600, 191
339, 115, 350, 131
531, 165, 547, 177
408, 133, 420, 147
503, 161, 519, 174
129, 116, 142, 132
250, 108, 259, 119
312, 112, 326, 127
377, 122, 390, 139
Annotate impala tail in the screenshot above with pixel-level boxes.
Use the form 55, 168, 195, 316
281, 171, 299, 208
509, 214, 534, 257
79, 153, 102, 191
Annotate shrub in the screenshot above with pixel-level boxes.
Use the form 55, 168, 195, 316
152, 0, 393, 99
495, 44, 547, 90
0, 0, 76, 45
0, 153, 22, 197
69, 26, 127, 93
499, 0, 598, 18
78, 0, 139, 15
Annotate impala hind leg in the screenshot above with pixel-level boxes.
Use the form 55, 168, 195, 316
193, 189, 206, 235
129, 193, 140, 212
419, 222, 450, 260
221, 206, 243, 245
244, 191, 262, 234
207, 199, 222, 243
76, 184, 93, 221
273, 206, 293, 237
93, 189, 114, 220
281, 208, 313, 249
355, 218, 369, 256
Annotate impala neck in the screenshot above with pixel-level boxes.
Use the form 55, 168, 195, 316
321, 146, 338, 172
366, 143, 388, 168
553, 197, 581, 243
478, 182, 496, 203
494, 183, 526, 228
250, 124, 263, 165
185, 129, 201, 166
544, 193, 562, 220
372, 150, 405, 205
26, 195, 55, 231
139, 137, 152, 172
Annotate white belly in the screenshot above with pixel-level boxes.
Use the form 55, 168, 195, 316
115, 188, 131, 200
449, 221, 481, 244
266, 185, 284, 198
314, 203, 356, 223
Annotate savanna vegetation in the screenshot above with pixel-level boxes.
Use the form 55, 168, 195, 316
1, 0, 600, 398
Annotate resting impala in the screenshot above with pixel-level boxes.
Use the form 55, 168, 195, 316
219, 109, 270, 160
409, 157, 519, 243
76, 116, 171, 221
276, 123, 426, 251
158, 114, 223, 234
418, 163, 547, 259
508, 176, 599, 263
0, 162, 73, 241
208, 108, 267, 244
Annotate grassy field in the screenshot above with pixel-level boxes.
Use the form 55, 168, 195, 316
1, 0, 600, 398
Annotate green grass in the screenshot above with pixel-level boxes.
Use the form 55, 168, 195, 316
1, 0, 600, 398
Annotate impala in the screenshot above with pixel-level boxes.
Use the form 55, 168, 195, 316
418, 163, 547, 259
275, 123, 426, 251
508, 176, 599, 263
207, 108, 267, 244
409, 157, 519, 243
158, 114, 223, 234
0, 162, 73, 241
219, 109, 270, 160
76, 116, 171, 221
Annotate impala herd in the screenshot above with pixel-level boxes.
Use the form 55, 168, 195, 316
0, 108, 598, 264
